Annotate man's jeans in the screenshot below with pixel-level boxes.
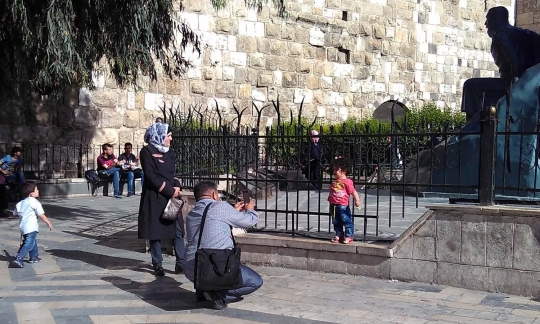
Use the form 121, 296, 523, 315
330, 204, 354, 238
104, 167, 121, 196
7, 171, 25, 186
204, 265, 263, 303
16, 231, 39, 261
126, 170, 144, 194
149, 216, 185, 267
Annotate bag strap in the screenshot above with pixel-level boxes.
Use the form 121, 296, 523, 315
196, 202, 214, 250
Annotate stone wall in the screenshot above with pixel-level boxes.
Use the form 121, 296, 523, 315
391, 204, 540, 296
516, 0, 539, 32
0, 0, 514, 146
237, 204, 540, 297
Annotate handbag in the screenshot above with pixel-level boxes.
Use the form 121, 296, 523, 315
194, 203, 243, 291
162, 197, 184, 221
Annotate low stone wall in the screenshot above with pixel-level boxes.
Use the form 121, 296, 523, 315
33, 178, 143, 199
391, 204, 540, 297
237, 204, 540, 297
236, 233, 393, 278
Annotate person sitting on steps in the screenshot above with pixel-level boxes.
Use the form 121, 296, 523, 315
118, 142, 144, 197
0, 146, 25, 188
96, 143, 123, 198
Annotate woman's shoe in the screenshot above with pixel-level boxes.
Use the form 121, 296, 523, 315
153, 264, 165, 276
175, 264, 183, 274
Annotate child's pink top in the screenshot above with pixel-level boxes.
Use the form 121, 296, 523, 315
327, 178, 356, 206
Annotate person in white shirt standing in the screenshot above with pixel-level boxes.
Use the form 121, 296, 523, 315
9, 181, 53, 268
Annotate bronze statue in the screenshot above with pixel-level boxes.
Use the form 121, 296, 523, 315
461, 6, 540, 120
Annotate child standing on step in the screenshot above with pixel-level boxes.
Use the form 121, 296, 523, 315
328, 158, 361, 244
10, 181, 53, 268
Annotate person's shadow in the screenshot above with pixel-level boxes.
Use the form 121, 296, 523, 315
102, 275, 202, 311
47, 249, 207, 311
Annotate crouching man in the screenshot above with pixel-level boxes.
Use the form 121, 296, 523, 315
184, 181, 262, 310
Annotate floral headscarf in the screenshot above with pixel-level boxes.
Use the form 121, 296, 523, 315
145, 122, 170, 153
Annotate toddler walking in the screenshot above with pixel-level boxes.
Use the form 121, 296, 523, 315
328, 158, 360, 244
10, 181, 53, 268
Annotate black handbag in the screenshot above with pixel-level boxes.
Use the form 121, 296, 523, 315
194, 203, 243, 291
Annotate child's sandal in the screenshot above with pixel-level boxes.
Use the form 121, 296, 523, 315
331, 236, 342, 243
342, 237, 354, 244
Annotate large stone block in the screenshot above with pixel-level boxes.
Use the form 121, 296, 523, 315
276, 247, 308, 270
240, 244, 279, 266
306, 76, 319, 90
118, 128, 134, 145
215, 82, 236, 98
347, 254, 391, 278
461, 214, 486, 266
101, 109, 123, 128
236, 36, 257, 52
297, 60, 312, 73
281, 25, 296, 41
390, 259, 435, 283
73, 106, 100, 127
257, 74, 273, 87
435, 214, 461, 263
92, 90, 118, 108
248, 53, 265, 68
513, 217, 540, 271
486, 217, 513, 269
415, 219, 435, 237
309, 27, 325, 46
91, 128, 119, 145
123, 110, 140, 128
412, 235, 435, 261
265, 23, 280, 38
487, 267, 540, 297
435, 262, 489, 291
393, 237, 413, 259
190, 80, 205, 95
282, 73, 298, 88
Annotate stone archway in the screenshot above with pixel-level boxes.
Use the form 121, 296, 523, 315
372, 100, 409, 122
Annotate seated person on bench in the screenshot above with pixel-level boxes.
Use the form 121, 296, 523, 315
97, 143, 123, 199
118, 142, 144, 197
0, 146, 25, 187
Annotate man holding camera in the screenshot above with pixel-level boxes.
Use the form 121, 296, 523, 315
183, 181, 262, 310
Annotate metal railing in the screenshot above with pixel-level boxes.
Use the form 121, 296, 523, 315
163, 100, 524, 241
0, 143, 144, 180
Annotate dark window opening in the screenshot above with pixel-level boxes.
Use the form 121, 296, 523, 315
337, 48, 351, 64
342, 11, 348, 21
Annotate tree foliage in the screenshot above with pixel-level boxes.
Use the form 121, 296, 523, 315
0, 0, 286, 97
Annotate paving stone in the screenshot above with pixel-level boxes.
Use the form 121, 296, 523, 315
0, 197, 537, 323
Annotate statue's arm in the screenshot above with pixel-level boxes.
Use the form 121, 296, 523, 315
493, 30, 523, 87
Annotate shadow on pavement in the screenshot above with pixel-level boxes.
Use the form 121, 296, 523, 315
47, 249, 148, 271
63, 229, 147, 254
101, 275, 205, 311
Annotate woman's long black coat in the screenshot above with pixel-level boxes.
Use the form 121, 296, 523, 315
138, 144, 177, 240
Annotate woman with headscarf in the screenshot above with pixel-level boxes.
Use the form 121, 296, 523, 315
138, 122, 184, 276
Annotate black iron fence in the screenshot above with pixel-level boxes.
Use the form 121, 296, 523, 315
162, 99, 536, 241
0, 143, 144, 180
3, 97, 538, 241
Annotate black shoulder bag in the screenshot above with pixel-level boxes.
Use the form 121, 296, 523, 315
194, 203, 243, 291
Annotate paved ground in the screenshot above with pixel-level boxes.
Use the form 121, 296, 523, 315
0, 196, 540, 323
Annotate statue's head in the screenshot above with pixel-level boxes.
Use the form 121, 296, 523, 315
485, 6, 510, 37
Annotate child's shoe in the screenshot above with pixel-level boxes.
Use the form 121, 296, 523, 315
342, 237, 354, 244
28, 257, 41, 263
331, 236, 343, 243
